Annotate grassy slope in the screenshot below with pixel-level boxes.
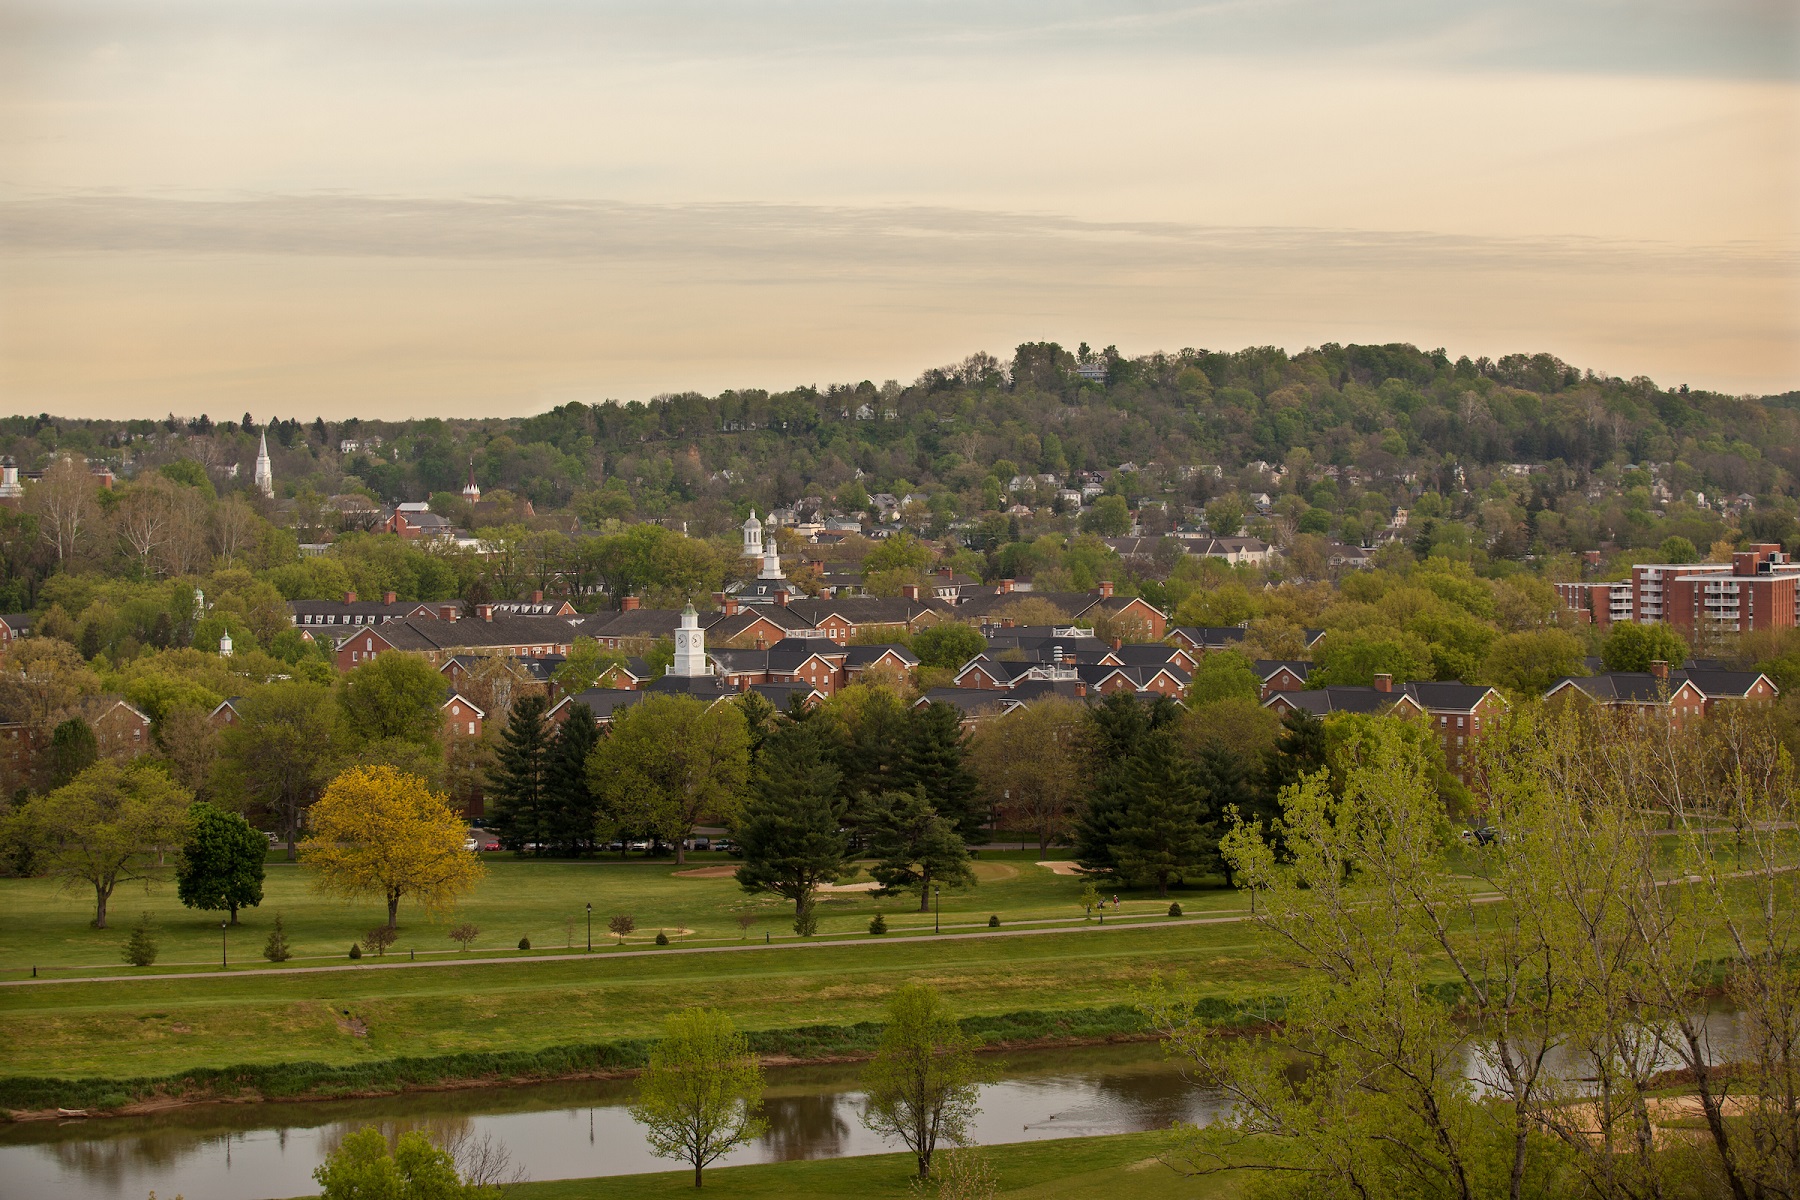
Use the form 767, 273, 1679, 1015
492, 1133, 1238, 1200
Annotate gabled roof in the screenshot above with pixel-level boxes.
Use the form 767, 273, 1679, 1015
441, 693, 486, 717
1681, 669, 1777, 699
781, 596, 949, 626
1265, 686, 1398, 716
912, 688, 1012, 718
0, 612, 32, 631
1169, 626, 1247, 650
843, 644, 920, 669
707, 607, 818, 639
1254, 659, 1312, 681
549, 688, 648, 722
354, 613, 591, 653
1403, 681, 1502, 714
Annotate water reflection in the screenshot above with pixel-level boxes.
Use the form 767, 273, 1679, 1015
0, 1043, 1215, 1200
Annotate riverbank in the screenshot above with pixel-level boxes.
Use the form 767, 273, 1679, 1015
487, 1132, 1238, 1200
1, 999, 1275, 1119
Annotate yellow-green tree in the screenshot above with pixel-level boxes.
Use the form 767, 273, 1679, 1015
300, 765, 483, 929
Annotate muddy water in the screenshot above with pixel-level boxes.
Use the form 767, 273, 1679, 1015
0, 1042, 1223, 1200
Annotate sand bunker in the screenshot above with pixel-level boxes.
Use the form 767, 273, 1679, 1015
818, 880, 882, 893
672, 866, 737, 878
1037, 861, 1089, 875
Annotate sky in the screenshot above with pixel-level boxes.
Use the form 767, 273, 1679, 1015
1, 1, 1796, 419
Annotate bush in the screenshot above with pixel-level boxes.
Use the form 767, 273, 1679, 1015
1168, 902, 1183, 917
448, 922, 479, 951
348, 943, 362, 959
263, 912, 292, 963
122, 913, 158, 967
869, 913, 888, 935
517, 936, 531, 951
653, 931, 670, 946
987, 914, 1000, 927
363, 925, 397, 957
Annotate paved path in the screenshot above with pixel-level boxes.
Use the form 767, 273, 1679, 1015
0, 912, 1251, 989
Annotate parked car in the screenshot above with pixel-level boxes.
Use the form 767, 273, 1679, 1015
690, 837, 712, 852
627, 839, 651, 852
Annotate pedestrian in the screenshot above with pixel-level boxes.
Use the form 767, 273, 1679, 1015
1111, 894, 1120, 911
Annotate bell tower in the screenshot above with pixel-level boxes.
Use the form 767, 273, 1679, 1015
672, 603, 708, 677
742, 509, 763, 558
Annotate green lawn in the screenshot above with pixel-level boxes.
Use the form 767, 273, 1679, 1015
0, 851, 1251, 974
484, 1132, 1240, 1200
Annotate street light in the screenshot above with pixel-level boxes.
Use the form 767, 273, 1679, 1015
221, 919, 229, 969
585, 902, 592, 953
934, 885, 941, 934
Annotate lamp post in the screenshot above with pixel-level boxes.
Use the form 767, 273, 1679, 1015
934, 885, 941, 934
221, 919, 229, 969
585, 903, 592, 953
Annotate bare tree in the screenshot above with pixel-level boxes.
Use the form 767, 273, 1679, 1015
115, 476, 175, 573
27, 456, 97, 563
213, 495, 259, 564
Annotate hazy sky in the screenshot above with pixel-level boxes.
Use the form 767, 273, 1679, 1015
2, 1, 1796, 419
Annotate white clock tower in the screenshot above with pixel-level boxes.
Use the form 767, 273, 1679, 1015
671, 603, 708, 677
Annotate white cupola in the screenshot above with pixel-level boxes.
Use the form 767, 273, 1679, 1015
671, 603, 708, 677
742, 509, 763, 558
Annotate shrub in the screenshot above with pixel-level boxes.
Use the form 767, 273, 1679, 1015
609, 913, 636, 943
735, 913, 756, 939
1168, 902, 1183, 917
449, 923, 480, 951
654, 931, 670, 946
122, 913, 159, 967
869, 913, 888, 935
263, 912, 292, 963
348, 943, 362, 959
987, 915, 1000, 928
517, 936, 531, 951
363, 925, 398, 957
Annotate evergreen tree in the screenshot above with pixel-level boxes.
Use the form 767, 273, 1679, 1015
122, 912, 159, 967
544, 703, 600, 856
899, 701, 985, 842
263, 912, 292, 962
176, 801, 267, 923
487, 694, 553, 854
734, 721, 850, 915
867, 788, 974, 912
1263, 707, 1328, 805
1106, 730, 1218, 897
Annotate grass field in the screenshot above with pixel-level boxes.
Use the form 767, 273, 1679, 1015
0, 851, 1252, 974
483, 1132, 1240, 1200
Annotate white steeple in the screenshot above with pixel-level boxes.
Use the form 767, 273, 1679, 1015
742, 509, 763, 558
253, 431, 274, 498
671, 603, 708, 677
759, 541, 785, 581
462, 461, 481, 502
219, 630, 233, 657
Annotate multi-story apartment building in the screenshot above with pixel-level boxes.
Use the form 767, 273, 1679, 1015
1558, 544, 1800, 636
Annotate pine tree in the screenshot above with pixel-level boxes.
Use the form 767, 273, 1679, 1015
899, 701, 985, 842
263, 912, 292, 962
734, 722, 850, 915
122, 912, 159, 967
544, 703, 601, 856
1107, 730, 1218, 898
867, 788, 974, 911
487, 694, 553, 854
176, 801, 267, 923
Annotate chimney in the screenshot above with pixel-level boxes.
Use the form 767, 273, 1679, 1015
1112, 637, 1122, 651
775, 587, 790, 606
999, 578, 1015, 594
1075, 681, 1087, 697
902, 584, 920, 601
808, 558, 825, 573
938, 566, 953, 580
531, 589, 544, 603
724, 596, 739, 616
1373, 673, 1392, 693
1098, 579, 1114, 598
344, 591, 358, 604
439, 604, 458, 621
621, 595, 641, 612
382, 590, 397, 605
754, 635, 766, 651
1650, 659, 1669, 681
476, 603, 495, 622
1002, 617, 1014, 629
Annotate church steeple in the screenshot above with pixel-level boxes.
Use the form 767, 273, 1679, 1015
462, 462, 481, 502
253, 431, 274, 498
671, 603, 708, 677
742, 509, 763, 558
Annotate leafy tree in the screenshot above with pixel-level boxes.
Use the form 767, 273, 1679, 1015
176, 801, 266, 923
898, 701, 985, 841
554, 637, 627, 694
47, 716, 98, 789
1205, 496, 1245, 537
214, 680, 339, 860
864, 531, 935, 575
1481, 628, 1588, 696
300, 765, 485, 929
1307, 629, 1432, 687
968, 697, 1087, 853
867, 789, 975, 911
911, 623, 987, 670
589, 694, 750, 865
733, 721, 849, 915
629, 1008, 766, 1189
545, 703, 601, 855
1079, 494, 1131, 536
1658, 535, 1698, 563
860, 982, 983, 1179
4, 760, 192, 927
339, 651, 446, 747
1184, 650, 1262, 706
609, 912, 636, 942
314, 1126, 502, 1200
486, 694, 553, 854
1601, 621, 1689, 672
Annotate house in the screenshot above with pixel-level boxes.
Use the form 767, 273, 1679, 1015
208, 697, 246, 728
87, 698, 153, 760
335, 608, 595, 670
383, 509, 458, 540
1254, 660, 1312, 699
1545, 663, 1776, 728
1168, 626, 1247, 655
290, 593, 458, 629
1265, 675, 1506, 781
442, 694, 484, 739
955, 581, 1168, 641
779, 596, 950, 644
0, 613, 30, 647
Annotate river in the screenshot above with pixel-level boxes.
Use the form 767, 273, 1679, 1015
0, 1043, 1225, 1200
